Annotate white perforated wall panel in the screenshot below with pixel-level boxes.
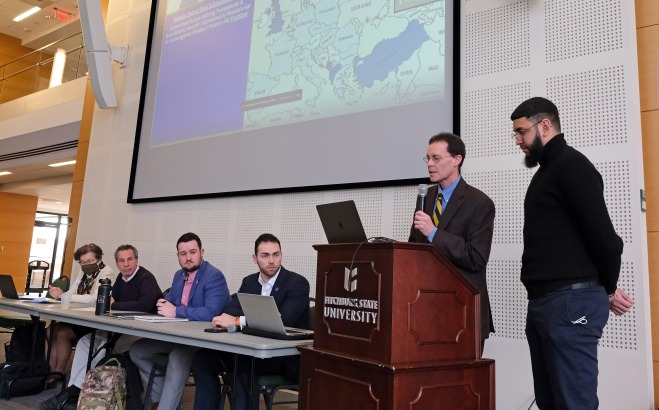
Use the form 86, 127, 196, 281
462, 0, 651, 408
75, 0, 652, 409
544, 0, 623, 63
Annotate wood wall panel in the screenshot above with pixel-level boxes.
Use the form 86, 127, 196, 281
637, 25, 659, 112
63, 83, 96, 277
636, 0, 659, 29
641, 110, 659, 230
0, 33, 31, 64
0, 193, 38, 288
0, 33, 41, 103
652, 228, 659, 409
637, 0, 659, 406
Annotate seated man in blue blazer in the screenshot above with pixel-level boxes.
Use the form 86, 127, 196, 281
130, 232, 230, 410
191, 233, 310, 410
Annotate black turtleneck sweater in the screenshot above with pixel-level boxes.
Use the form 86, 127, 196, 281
522, 134, 623, 298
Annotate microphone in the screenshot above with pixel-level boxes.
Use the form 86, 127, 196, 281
417, 184, 428, 213
227, 323, 237, 333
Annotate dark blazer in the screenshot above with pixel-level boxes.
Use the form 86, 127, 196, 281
226, 266, 310, 381
225, 266, 310, 329
409, 177, 495, 338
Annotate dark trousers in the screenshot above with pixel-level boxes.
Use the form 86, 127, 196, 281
525, 285, 609, 410
191, 349, 290, 410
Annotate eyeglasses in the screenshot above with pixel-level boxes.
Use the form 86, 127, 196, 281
511, 120, 542, 140
79, 258, 98, 265
423, 155, 454, 164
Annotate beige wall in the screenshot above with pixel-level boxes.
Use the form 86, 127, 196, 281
636, 0, 659, 405
0, 192, 38, 287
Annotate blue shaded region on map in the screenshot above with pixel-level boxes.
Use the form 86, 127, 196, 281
268, 0, 284, 36
353, 20, 429, 88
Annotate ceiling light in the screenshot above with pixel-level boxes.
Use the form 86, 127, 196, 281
48, 160, 76, 167
0, 171, 13, 176
13, 7, 41, 22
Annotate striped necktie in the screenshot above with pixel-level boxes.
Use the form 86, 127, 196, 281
433, 192, 444, 227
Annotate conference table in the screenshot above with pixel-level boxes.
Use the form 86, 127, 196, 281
0, 297, 312, 408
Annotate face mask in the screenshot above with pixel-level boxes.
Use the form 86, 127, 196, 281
81, 263, 99, 275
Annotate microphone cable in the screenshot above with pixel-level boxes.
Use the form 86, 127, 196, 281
346, 236, 394, 293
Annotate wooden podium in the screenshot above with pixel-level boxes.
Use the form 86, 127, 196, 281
298, 241, 495, 410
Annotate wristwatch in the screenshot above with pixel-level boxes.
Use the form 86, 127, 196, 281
235, 316, 240, 327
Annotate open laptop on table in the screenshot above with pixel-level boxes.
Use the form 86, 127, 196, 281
316, 200, 368, 244
0, 274, 38, 300
237, 293, 313, 340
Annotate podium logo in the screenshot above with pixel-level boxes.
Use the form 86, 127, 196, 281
344, 267, 358, 292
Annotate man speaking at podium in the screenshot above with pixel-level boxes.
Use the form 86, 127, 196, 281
409, 132, 496, 350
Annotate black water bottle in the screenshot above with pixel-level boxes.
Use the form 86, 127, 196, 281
95, 278, 112, 315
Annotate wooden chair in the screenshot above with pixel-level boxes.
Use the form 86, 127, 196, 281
25, 260, 50, 296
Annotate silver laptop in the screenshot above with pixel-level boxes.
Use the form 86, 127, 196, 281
237, 293, 313, 340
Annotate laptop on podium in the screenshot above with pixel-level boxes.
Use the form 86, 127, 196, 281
316, 200, 368, 244
237, 293, 313, 340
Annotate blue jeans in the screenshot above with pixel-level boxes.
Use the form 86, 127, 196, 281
525, 285, 609, 410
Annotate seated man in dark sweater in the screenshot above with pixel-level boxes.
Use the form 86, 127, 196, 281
40, 244, 162, 410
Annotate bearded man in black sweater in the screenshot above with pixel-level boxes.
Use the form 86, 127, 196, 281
510, 97, 634, 410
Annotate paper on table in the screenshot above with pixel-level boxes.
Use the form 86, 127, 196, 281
25, 298, 59, 304
134, 316, 189, 323
73, 307, 97, 311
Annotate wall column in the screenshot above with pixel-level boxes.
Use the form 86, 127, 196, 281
636, 0, 659, 405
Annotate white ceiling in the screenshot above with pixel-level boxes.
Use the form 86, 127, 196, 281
0, 0, 80, 44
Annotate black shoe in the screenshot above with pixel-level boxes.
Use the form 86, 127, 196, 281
39, 386, 80, 410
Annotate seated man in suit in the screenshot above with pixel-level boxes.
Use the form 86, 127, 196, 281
40, 244, 162, 410
191, 233, 310, 410
130, 232, 231, 410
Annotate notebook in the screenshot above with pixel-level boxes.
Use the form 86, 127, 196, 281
316, 200, 368, 244
109, 311, 157, 319
237, 293, 314, 340
134, 315, 189, 323
0, 275, 37, 300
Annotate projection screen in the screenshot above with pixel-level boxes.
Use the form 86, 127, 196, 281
129, 0, 457, 201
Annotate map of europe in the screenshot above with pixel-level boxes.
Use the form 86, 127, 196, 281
243, 0, 447, 130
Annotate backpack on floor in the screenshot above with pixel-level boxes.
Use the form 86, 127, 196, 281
5, 322, 46, 363
0, 361, 48, 399
77, 352, 142, 410
0, 322, 48, 399
77, 357, 127, 410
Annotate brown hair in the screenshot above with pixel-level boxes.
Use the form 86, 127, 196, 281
73, 243, 103, 262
